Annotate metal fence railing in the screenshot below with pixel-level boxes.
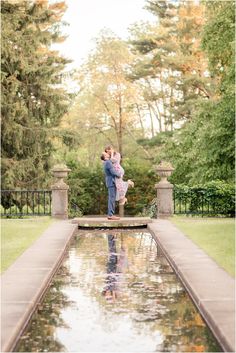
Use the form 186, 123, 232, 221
1, 190, 52, 217
174, 187, 235, 217
1, 187, 234, 218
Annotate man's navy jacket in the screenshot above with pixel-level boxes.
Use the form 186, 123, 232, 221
103, 160, 121, 188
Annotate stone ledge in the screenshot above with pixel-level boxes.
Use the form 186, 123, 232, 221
72, 216, 152, 228
1, 221, 78, 352
148, 219, 235, 353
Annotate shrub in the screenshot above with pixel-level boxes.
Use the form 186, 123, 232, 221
66, 160, 157, 216
174, 181, 235, 216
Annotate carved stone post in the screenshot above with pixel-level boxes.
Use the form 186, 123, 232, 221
155, 161, 174, 218
51, 165, 71, 219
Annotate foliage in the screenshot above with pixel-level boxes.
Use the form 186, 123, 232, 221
129, 0, 211, 132
155, 0, 235, 185
61, 0, 234, 199
142, 181, 235, 218
67, 162, 107, 215
72, 30, 141, 156
66, 158, 156, 216
174, 181, 235, 216
140, 197, 157, 218
1, 0, 72, 189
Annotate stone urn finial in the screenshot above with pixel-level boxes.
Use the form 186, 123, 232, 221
155, 161, 174, 183
52, 164, 71, 183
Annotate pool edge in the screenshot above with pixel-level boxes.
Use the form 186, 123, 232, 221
1, 221, 78, 353
148, 219, 235, 353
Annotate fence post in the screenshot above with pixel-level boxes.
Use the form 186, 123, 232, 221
51, 165, 71, 219
155, 161, 174, 218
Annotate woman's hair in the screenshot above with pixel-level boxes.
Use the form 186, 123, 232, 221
105, 145, 113, 152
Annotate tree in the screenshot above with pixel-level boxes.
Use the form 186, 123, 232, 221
129, 0, 211, 132
163, 0, 235, 184
70, 30, 153, 159
1, 0, 72, 189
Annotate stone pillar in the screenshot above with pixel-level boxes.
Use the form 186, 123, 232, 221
51, 165, 71, 219
155, 161, 174, 218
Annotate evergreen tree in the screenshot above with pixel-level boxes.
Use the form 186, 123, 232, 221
1, 0, 72, 189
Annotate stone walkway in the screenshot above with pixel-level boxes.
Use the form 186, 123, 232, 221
148, 219, 235, 353
1, 220, 78, 352
1, 218, 235, 352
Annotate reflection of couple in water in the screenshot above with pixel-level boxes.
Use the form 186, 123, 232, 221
102, 234, 128, 302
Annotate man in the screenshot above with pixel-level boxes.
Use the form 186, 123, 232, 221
101, 151, 121, 220
102, 234, 118, 301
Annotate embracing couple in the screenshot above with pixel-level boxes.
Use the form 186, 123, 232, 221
101, 145, 134, 220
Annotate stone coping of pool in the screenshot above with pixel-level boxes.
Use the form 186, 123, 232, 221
148, 219, 235, 353
1, 220, 78, 353
72, 216, 152, 228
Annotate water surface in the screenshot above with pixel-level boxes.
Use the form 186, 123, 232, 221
16, 230, 221, 352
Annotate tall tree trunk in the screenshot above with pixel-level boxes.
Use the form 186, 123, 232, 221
147, 103, 155, 137
136, 103, 145, 138
118, 100, 123, 156
170, 87, 174, 132
146, 79, 162, 132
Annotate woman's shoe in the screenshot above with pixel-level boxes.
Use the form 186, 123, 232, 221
128, 179, 134, 188
119, 197, 127, 205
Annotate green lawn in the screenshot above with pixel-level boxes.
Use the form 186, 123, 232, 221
1, 217, 54, 273
171, 217, 235, 277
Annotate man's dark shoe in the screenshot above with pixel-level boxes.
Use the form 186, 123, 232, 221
107, 215, 120, 220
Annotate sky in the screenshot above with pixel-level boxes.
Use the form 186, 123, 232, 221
53, 0, 156, 70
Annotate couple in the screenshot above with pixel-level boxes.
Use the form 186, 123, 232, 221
102, 233, 128, 302
101, 145, 134, 220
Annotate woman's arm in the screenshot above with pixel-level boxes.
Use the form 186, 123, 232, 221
107, 160, 121, 178
111, 152, 121, 164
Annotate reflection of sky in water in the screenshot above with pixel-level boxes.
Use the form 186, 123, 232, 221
56, 250, 163, 352
57, 304, 162, 352
16, 230, 221, 353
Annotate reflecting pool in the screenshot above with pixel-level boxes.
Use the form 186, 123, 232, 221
15, 230, 222, 352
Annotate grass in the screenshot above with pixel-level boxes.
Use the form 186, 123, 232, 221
171, 216, 235, 277
1, 217, 54, 273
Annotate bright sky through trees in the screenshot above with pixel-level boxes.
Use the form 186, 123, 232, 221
53, 0, 156, 69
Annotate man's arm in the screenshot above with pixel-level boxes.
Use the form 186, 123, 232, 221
107, 160, 121, 178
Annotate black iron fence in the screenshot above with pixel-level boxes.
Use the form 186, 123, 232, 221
1, 186, 234, 218
1, 190, 52, 217
174, 186, 235, 217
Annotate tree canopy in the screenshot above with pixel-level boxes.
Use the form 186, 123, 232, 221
1, 0, 234, 206
1, 0, 72, 189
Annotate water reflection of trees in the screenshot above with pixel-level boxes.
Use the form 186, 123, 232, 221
15, 265, 73, 353
75, 233, 220, 352
152, 292, 221, 352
